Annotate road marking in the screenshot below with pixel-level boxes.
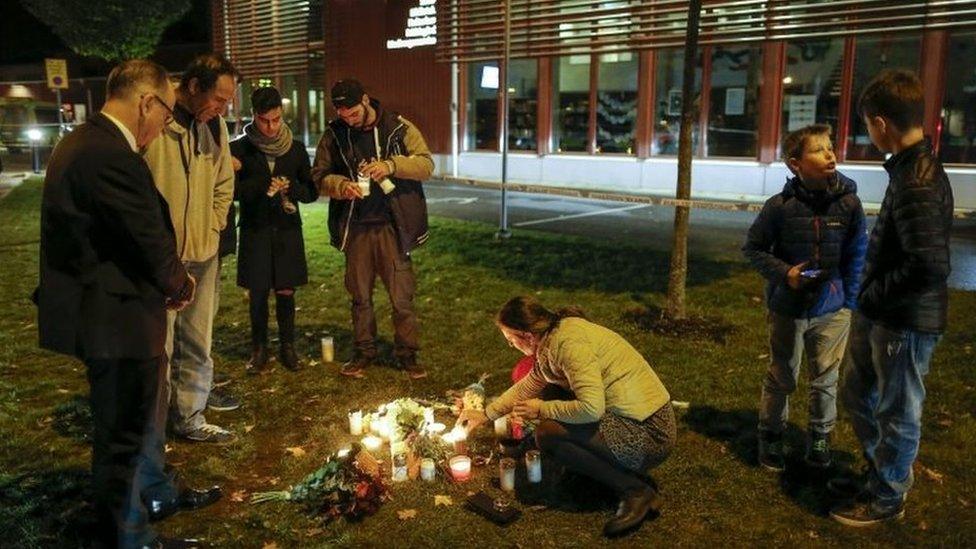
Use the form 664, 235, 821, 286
513, 203, 651, 227
426, 197, 479, 205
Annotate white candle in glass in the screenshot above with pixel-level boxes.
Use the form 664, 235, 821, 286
499, 458, 516, 491
420, 458, 436, 481
348, 410, 363, 435
361, 435, 383, 451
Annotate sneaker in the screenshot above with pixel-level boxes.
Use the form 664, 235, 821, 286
805, 432, 832, 469
829, 498, 905, 527
340, 353, 373, 378
757, 431, 785, 472
279, 343, 302, 371
400, 355, 427, 379
180, 423, 236, 444
212, 371, 232, 388
207, 388, 241, 412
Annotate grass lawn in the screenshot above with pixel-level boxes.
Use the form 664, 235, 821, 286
1, 178, 974, 548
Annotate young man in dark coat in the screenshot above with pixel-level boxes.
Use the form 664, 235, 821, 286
231, 86, 318, 372
830, 70, 954, 527
311, 79, 434, 379
743, 124, 868, 472
35, 60, 211, 548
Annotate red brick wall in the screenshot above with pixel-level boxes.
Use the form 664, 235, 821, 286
324, 0, 451, 153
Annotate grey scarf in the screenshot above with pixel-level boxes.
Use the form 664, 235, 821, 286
244, 122, 293, 157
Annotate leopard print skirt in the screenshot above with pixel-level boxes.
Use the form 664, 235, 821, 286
599, 401, 676, 471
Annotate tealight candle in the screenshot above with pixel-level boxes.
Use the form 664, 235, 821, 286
493, 415, 509, 437
499, 457, 516, 492
449, 455, 472, 481
348, 410, 363, 435
361, 435, 383, 451
525, 450, 542, 483
420, 458, 436, 481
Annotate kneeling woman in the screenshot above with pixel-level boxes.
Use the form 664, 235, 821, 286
460, 296, 676, 537
232, 86, 318, 372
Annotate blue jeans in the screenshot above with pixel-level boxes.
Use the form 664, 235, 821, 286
842, 312, 941, 506
759, 308, 850, 435
165, 254, 219, 434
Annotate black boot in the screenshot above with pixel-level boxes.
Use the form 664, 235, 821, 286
280, 343, 301, 371
247, 343, 270, 374
603, 485, 662, 537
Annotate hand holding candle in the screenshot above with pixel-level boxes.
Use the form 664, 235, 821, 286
512, 398, 542, 420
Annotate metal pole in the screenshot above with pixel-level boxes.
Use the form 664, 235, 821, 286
451, 60, 459, 177
31, 141, 40, 174
496, 0, 512, 239
56, 88, 64, 137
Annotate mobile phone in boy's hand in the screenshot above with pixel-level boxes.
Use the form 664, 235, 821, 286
800, 269, 825, 279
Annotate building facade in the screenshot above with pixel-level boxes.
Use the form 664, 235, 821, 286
214, 0, 976, 209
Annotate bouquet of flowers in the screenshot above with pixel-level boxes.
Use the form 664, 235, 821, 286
251, 444, 390, 522
384, 398, 428, 440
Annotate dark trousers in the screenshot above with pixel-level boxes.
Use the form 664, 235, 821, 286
86, 355, 168, 548
534, 385, 648, 497
344, 224, 419, 358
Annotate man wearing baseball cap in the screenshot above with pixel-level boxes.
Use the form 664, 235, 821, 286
312, 79, 434, 379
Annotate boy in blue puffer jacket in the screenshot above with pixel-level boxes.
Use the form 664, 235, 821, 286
743, 124, 868, 472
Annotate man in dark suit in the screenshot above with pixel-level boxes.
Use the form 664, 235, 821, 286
36, 60, 200, 548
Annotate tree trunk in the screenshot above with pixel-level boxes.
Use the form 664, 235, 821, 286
665, 0, 702, 321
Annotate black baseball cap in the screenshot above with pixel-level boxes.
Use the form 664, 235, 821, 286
331, 79, 366, 108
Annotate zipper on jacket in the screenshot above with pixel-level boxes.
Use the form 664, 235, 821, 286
177, 130, 192, 259
813, 216, 821, 268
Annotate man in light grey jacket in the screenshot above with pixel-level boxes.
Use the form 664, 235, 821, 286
143, 54, 238, 443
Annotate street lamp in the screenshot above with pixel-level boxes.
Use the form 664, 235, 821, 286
27, 128, 42, 174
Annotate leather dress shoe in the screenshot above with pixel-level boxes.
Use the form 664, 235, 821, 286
603, 485, 662, 537
148, 485, 222, 522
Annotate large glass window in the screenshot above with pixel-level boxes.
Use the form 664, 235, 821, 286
552, 55, 591, 153
781, 38, 845, 149
940, 31, 976, 164
707, 45, 762, 157
596, 52, 638, 154
846, 35, 921, 160
466, 61, 499, 150
653, 49, 701, 156
508, 59, 538, 152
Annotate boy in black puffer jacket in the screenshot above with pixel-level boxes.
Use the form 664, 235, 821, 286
830, 70, 953, 528
743, 124, 868, 473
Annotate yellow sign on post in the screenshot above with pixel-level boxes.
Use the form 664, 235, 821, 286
45, 58, 69, 89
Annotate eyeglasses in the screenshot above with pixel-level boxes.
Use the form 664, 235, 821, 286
144, 93, 175, 125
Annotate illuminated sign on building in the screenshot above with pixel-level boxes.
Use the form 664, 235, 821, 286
387, 0, 437, 50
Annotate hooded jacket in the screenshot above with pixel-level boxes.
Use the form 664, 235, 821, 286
743, 172, 868, 319
311, 98, 434, 254
143, 105, 235, 262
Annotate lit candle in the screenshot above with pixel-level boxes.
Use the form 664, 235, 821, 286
499, 457, 516, 492
449, 455, 472, 481
442, 426, 468, 455
337, 446, 351, 458
493, 415, 509, 437
348, 410, 363, 436
420, 458, 436, 481
427, 422, 446, 434
370, 414, 384, 436
361, 435, 383, 451
525, 449, 542, 483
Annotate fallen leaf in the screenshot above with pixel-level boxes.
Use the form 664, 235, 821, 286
959, 497, 972, 508
918, 464, 944, 484
302, 416, 313, 422
670, 400, 690, 409
244, 424, 255, 433
751, 296, 762, 303
286, 447, 306, 457
919, 521, 929, 531
56, 389, 70, 394
262, 543, 277, 549
397, 509, 418, 520
807, 531, 819, 539
757, 353, 769, 360
269, 477, 280, 486
434, 495, 454, 507
229, 489, 248, 502
305, 527, 324, 537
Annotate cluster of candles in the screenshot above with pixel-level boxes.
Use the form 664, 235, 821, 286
346, 405, 541, 486
348, 405, 471, 482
